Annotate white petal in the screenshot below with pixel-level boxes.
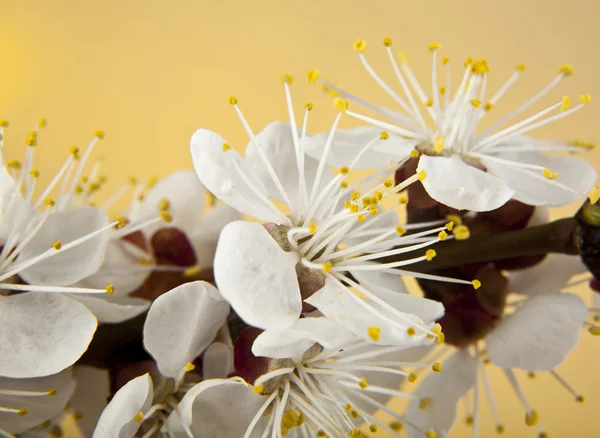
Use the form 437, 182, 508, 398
93, 373, 153, 438
0, 369, 76, 434
190, 129, 283, 222
508, 254, 587, 296
18, 207, 110, 286
203, 342, 234, 380
143, 281, 229, 379
190, 204, 242, 268
71, 295, 150, 324
172, 378, 266, 437
0, 293, 97, 378
482, 150, 597, 206
305, 281, 432, 345
406, 350, 476, 438
487, 292, 587, 371
366, 284, 445, 323
70, 366, 111, 437
302, 126, 415, 169
132, 171, 205, 237
418, 154, 514, 211
214, 221, 301, 330
0, 170, 33, 246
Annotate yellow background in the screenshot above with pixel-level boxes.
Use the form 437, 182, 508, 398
1, 0, 599, 436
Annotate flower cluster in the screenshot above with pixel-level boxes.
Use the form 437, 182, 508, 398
1, 38, 598, 438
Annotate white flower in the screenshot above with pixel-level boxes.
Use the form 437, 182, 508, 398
170, 319, 438, 437
190, 83, 475, 346
93, 281, 231, 438
405, 259, 588, 437
308, 40, 596, 211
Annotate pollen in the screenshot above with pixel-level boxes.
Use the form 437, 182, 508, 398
339, 166, 350, 175
407, 327, 416, 336
184, 362, 196, 372
94, 130, 105, 139
340, 181, 348, 188
410, 149, 420, 158
470, 99, 482, 108
369, 207, 378, 216
184, 265, 201, 278
307, 69, 320, 83
576, 395, 585, 403
129, 176, 139, 186
383, 37, 393, 47
472, 279, 482, 289
222, 143, 231, 151
561, 96, 570, 112
438, 230, 448, 241
351, 191, 361, 200
432, 362, 443, 373
396, 226, 406, 235
587, 326, 600, 336
44, 198, 55, 207
345, 404, 354, 413
353, 40, 367, 53
426, 430, 437, 438
357, 215, 366, 223
399, 196, 409, 205
362, 197, 371, 205
134, 411, 144, 423
0, 120, 8, 127
525, 410, 539, 426
28, 168, 40, 178
434, 136, 445, 153
464, 57, 473, 67
333, 97, 349, 112
105, 284, 115, 295
322, 261, 333, 273
542, 168, 558, 180
425, 249, 437, 261
453, 225, 470, 240
115, 217, 127, 228
384, 179, 393, 188
424, 98, 434, 107
160, 211, 173, 223
579, 94, 592, 104
419, 397, 432, 410
442, 57, 450, 65
559, 64, 574, 77
158, 198, 170, 211
369, 424, 378, 433
367, 326, 381, 342
358, 378, 368, 389
303, 102, 314, 112
52, 240, 62, 250
380, 130, 389, 140
228, 96, 238, 105
428, 42, 441, 52
280, 73, 294, 85
390, 422, 404, 432
18, 408, 28, 416
439, 86, 446, 95
417, 169, 427, 181
497, 425, 505, 434
408, 373, 418, 383
25, 131, 37, 146
253, 384, 264, 394
6, 159, 21, 169
484, 102, 493, 111
350, 205, 359, 213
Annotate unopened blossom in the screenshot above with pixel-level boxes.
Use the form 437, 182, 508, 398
93, 281, 231, 438
307, 40, 596, 211
190, 81, 479, 347
170, 318, 439, 437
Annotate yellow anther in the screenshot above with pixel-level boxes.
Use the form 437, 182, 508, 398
390, 422, 404, 432
358, 378, 368, 389
525, 410, 539, 426
369, 207, 378, 216
470, 99, 482, 108
253, 384, 264, 394
333, 97, 349, 112
350, 411, 359, 419
496, 424, 505, 434
384, 179, 393, 188
464, 57, 473, 67
316, 431, 327, 437
438, 230, 448, 241
424, 98, 434, 107
428, 42, 441, 52
307, 222, 318, 234
322, 261, 332, 273
105, 284, 115, 295
184, 265, 201, 278
439, 86, 446, 96
559, 64, 574, 77
93, 129, 105, 139
375, 191, 383, 200
350, 205, 359, 213
184, 363, 196, 372
425, 249, 437, 261
538, 433, 548, 438
367, 327, 381, 342
528, 372, 536, 379
339, 166, 350, 175
362, 197, 371, 205
447, 214, 462, 225
345, 404, 354, 413
417, 169, 427, 181
222, 143, 231, 152
280, 73, 294, 85
383, 37, 393, 47
6, 159, 22, 169
228, 96, 238, 105
410, 149, 420, 159
29, 169, 40, 178
44, 198, 55, 207
18, 408, 28, 416
436, 332, 445, 344
351, 191, 361, 200
115, 217, 127, 229
52, 240, 62, 250
407, 327, 416, 336
542, 168, 558, 180
134, 411, 144, 423
432, 362, 443, 372
370, 196, 379, 205
576, 395, 585, 403
472, 279, 482, 290
465, 415, 474, 425
408, 373, 418, 383
0, 120, 8, 127
571, 139, 596, 150
357, 215, 366, 223
453, 225, 470, 240
426, 429, 437, 438
380, 130, 389, 140
419, 397, 432, 409
397, 51, 408, 63
158, 198, 170, 212
25, 131, 37, 146
399, 196, 409, 205
40, 420, 52, 428
394, 226, 406, 236
68, 145, 79, 158
304, 102, 314, 111
442, 57, 450, 65
38, 117, 47, 127
87, 182, 100, 193
484, 102, 493, 111
307, 69, 320, 83
137, 258, 152, 266
579, 94, 592, 104
369, 424, 378, 433
434, 136, 445, 153
160, 211, 173, 223
516, 63, 526, 71
353, 40, 367, 53
349, 428, 362, 437
587, 326, 600, 335
561, 96, 570, 112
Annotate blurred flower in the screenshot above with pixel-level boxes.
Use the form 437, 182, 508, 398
308, 40, 596, 211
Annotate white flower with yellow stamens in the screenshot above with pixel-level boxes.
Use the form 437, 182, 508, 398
168, 321, 440, 438
190, 80, 476, 347
308, 40, 596, 212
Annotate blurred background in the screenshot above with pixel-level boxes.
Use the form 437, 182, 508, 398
1, 0, 599, 436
